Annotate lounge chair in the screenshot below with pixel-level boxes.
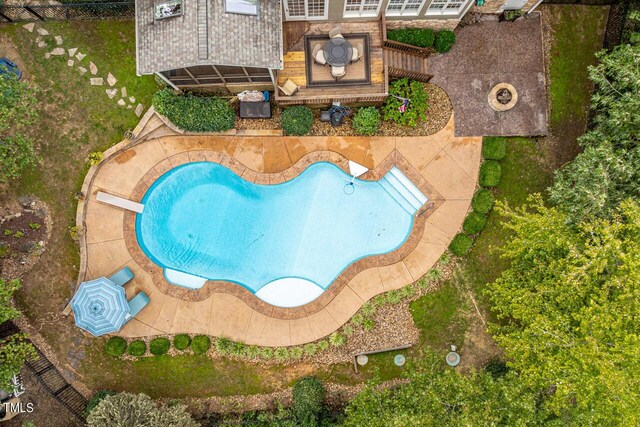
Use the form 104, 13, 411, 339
351, 42, 363, 63
278, 79, 299, 96
312, 44, 326, 66
125, 291, 150, 321
331, 65, 346, 80
108, 266, 134, 287
329, 26, 343, 39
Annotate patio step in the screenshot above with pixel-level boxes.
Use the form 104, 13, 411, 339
379, 167, 428, 215
384, 48, 432, 83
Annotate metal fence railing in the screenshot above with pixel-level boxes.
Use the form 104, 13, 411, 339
0, 2, 134, 22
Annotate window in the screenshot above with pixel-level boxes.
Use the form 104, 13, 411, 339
385, 0, 426, 16
344, 0, 383, 18
225, 0, 258, 15
425, 0, 471, 15
284, 0, 328, 20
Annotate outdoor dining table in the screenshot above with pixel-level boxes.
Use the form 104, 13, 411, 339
323, 37, 353, 67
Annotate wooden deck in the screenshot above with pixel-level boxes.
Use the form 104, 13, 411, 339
276, 21, 388, 106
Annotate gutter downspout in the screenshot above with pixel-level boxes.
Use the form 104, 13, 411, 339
527, 0, 545, 14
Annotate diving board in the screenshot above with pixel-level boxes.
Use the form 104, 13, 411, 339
96, 191, 144, 213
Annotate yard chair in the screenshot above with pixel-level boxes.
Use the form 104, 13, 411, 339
108, 266, 134, 287
329, 26, 343, 39
351, 42, 363, 63
331, 65, 346, 80
278, 79, 299, 96
312, 44, 327, 66
124, 291, 150, 322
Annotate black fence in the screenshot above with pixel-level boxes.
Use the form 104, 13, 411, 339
0, 1, 134, 22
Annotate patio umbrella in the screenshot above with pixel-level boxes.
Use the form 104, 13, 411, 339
71, 277, 129, 336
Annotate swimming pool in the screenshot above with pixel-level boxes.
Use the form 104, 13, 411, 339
136, 162, 427, 307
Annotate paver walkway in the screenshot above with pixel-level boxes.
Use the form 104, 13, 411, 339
429, 14, 547, 137
80, 114, 481, 346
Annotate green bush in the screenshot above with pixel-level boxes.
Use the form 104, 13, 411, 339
173, 334, 191, 351
472, 189, 495, 214
149, 338, 170, 356
84, 390, 116, 417
328, 332, 346, 347
449, 233, 473, 256
434, 30, 456, 53
127, 340, 146, 357
152, 89, 235, 132
274, 347, 290, 361
281, 106, 314, 136
463, 212, 488, 234
292, 377, 325, 426
482, 137, 507, 160
352, 107, 381, 136
479, 161, 502, 187
387, 28, 435, 48
383, 78, 428, 127
192, 335, 211, 355
105, 337, 127, 357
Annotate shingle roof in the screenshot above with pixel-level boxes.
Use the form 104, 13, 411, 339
136, 0, 282, 75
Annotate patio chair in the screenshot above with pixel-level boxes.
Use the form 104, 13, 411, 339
108, 266, 134, 287
278, 79, 299, 96
329, 26, 343, 39
312, 44, 327, 66
124, 291, 150, 322
351, 42, 363, 63
331, 65, 346, 80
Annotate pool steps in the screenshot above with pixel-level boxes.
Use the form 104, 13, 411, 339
379, 167, 428, 215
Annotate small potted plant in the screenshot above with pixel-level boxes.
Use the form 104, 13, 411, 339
499, 9, 522, 22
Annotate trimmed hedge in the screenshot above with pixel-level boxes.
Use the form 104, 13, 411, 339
479, 160, 502, 187
281, 106, 314, 136
352, 107, 381, 136
105, 337, 127, 357
463, 212, 488, 234
149, 337, 170, 356
387, 28, 435, 48
434, 30, 456, 53
482, 137, 507, 160
127, 340, 146, 357
472, 189, 495, 214
449, 233, 473, 256
152, 89, 235, 132
192, 335, 211, 355
173, 334, 191, 351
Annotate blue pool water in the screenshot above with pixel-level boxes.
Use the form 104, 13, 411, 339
136, 162, 420, 296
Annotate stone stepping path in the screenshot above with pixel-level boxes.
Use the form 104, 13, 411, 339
21, 24, 145, 117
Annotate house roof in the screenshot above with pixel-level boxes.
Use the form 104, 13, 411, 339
136, 0, 282, 75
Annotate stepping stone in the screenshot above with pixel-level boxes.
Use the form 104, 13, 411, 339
55, 35, 63, 45
89, 61, 98, 75
23, 23, 35, 32
107, 72, 117, 87
135, 104, 144, 117
67, 59, 74, 67
50, 47, 65, 56
76, 52, 86, 61
121, 87, 127, 98
68, 48, 77, 57
37, 28, 49, 36
127, 105, 133, 109
128, 96, 135, 103
117, 99, 126, 107
44, 53, 51, 59
36, 36, 41, 43
78, 67, 87, 75
90, 77, 104, 86
105, 88, 118, 99
37, 41, 46, 48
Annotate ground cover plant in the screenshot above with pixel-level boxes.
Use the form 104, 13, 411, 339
152, 89, 235, 132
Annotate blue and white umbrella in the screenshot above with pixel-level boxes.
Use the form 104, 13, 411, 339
71, 277, 129, 336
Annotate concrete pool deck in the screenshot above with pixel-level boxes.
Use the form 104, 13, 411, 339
78, 112, 481, 346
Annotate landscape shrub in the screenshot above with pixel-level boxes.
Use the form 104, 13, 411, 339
449, 233, 473, 256
383, 78, 428, 127
463, 212, 488, 234
472, 189, 495, 214
352, 107, 381, 136
274, 347, 290, 361
84, 390, 116, 417
149, 338, 170, 356
362, 318, 376, 331
304, 343, 318, 356
328, 332, 346, 347
292, 377, 325, 426
290, 347, 304, 359
479, 160, 502, 187
191, 335, 211, 355
482, 137, 507, 160
386, 28, 435, 48
281, 106, 314, 136
173, 334, 191, 351
434, 30, 456, 53
105, 337, 127, 357
152, 89, 235, 132
317, 340, 329, 351
127, 340, 146, 357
